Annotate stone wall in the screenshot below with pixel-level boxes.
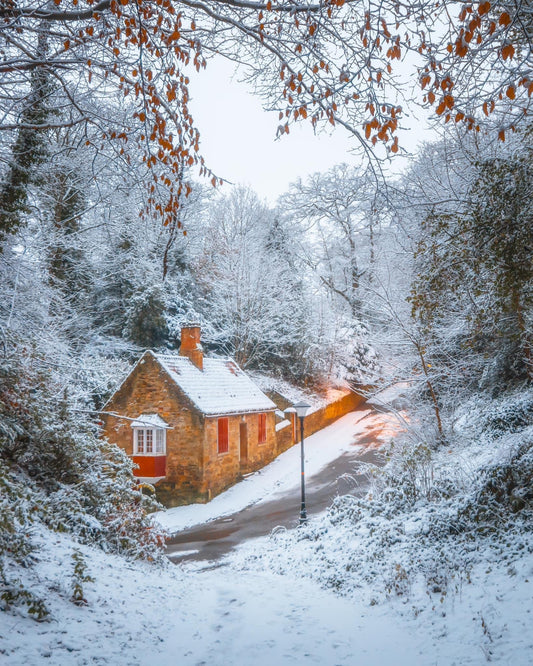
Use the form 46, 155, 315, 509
275, 389, 365, 453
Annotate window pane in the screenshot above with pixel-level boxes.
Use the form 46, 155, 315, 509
146, 429, 153, 453
156, 429, 165, 454
218, 418, 229, 454
137, 429, 144, 454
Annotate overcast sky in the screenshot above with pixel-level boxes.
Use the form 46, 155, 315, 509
188, 57, 436, 204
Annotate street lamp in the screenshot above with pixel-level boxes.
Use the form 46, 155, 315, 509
290, 401, 311, 526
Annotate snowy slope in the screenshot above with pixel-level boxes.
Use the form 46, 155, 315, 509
2, 516, 531, 665
2, 401, 532, 665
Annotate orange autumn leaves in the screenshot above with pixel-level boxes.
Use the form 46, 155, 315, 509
274, 0, 528, 157
32, 0, 532, 228
420, 2, 531, 140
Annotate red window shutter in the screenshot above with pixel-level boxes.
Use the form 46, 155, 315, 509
218, 417, 229, 454
258, 413, 267, 444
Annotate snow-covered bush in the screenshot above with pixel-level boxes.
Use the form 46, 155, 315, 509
459, 437, 533, 527
0, 350, 166, 620
238, 390, 533, 608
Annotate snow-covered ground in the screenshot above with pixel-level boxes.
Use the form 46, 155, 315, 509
0, 527, 428, 666
155, 407, 400, 534
2, 404, 532, 665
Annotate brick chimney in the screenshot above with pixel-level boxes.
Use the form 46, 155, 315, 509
179, 324, 203, 370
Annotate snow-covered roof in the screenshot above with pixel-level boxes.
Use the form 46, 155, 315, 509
130, 413, 170, 429
154, 353, 276, 417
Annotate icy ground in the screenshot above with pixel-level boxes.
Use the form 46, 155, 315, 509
1, 407, 532, 665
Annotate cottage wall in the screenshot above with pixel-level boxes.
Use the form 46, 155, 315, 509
239, 411, 277, 475
201, 415, 241, 499
197, 411, 277, 498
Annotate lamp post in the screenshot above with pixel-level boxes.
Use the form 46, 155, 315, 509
292, 401, 311, 526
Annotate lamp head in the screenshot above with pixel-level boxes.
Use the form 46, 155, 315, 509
292, 401, 311, 419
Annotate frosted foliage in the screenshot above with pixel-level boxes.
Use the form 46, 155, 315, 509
0, 353, 166, 620
234, 390, 533, 608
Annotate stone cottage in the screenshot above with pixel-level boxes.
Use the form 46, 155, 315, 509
101, 325, 278, 506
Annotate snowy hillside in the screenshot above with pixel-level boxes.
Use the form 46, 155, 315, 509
2, 394, 532, 665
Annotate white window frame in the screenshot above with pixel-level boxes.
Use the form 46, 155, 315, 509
133, 428, 166, 456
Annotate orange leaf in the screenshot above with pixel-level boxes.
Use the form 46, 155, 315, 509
506, 85, 516, 100
436, 101, 446, 115
498, 129, 505, 141
501, 43, 515, 60
64, 40, 70, 50
478, 2, 491, 16
499, 12, 511, 26
456, 41, 468, 57
427, 91, 435, 104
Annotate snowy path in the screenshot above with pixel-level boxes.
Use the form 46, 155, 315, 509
162, 569, 425, 666
166, 443, 381, 562
156, 406, 402, 537
1, 531, 425, 666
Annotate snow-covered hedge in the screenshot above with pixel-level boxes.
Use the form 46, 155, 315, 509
0, 353, 166, 621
